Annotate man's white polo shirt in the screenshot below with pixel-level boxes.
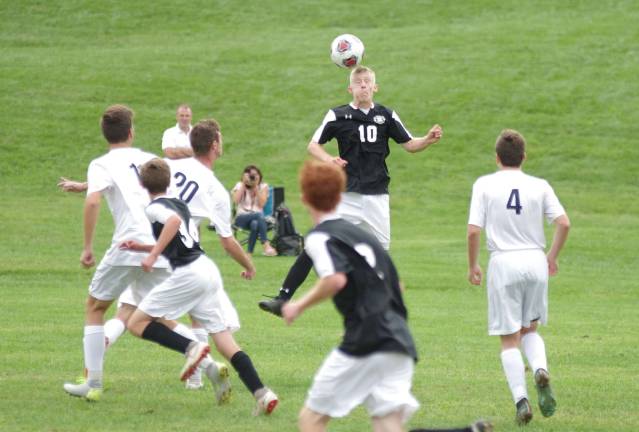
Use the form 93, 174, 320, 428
161, 124, 192, 150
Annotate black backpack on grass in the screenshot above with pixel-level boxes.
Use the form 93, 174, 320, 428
273, 205, 304, 256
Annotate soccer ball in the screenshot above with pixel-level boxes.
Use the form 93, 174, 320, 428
330, 34, 365, 69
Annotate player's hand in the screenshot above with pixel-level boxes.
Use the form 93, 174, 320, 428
281, 301, 301, 325
331, 156, 348, 168
241, 267, 256, 280
58, 177, 87, 193
547, 256, 559, 276
80, 249, 95, 268
426, 124, 443, 144
141, 255, 157, 273
119, 240, 144, 252
468, 265, 482, 285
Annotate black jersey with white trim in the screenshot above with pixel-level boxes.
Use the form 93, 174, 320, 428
312, 103, 412, 195
145, 197, 204, 269
306, 218, 417, 361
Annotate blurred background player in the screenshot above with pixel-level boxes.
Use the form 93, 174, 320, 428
162, 103, 193, 159
467, 129, 570, 425
260, 65, 443, 315
231, 165, 278, 256
282, 160, 491, 432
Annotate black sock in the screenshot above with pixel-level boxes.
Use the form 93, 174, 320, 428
230, 351, 264, 394
141, 321, 192, 354
278, 251, 313, 300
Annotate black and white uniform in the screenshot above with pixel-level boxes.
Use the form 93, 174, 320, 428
137, 197, 231, 334
303, 214, 419, 422
311, 103, 413, 250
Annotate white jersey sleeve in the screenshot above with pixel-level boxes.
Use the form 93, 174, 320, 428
146, 201, 177, 224
468, 180, 486, 228
311, 110, 337, 143
305, 232, 336, 278
542, 181, 565, 223
86, 159, 114, 195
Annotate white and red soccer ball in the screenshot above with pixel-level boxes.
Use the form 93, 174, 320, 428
330, 34, 365, 69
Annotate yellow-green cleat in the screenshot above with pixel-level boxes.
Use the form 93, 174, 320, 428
534, 369, 556, 417
63, 382, 103, 402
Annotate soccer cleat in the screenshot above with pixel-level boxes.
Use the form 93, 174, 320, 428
185, 369, 204, 390
258, 297, 286, 317
515, 398, 533, 425
253, 388, 278, 416
63, 382, 102, 401
534, 368, 556, 417
471, 419, 494, 432
180, 342, 211, 381
205, 361, 232, 405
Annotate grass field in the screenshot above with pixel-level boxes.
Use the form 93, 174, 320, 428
1, 1, 638, 431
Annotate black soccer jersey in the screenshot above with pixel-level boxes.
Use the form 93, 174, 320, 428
305, 216, 417, 361
145, 197, 204, 269
312, 103, 413, 195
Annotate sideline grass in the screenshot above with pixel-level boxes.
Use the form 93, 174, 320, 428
1, 1, 637, 431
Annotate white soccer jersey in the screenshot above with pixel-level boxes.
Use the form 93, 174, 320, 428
468, 170, 565, 253
165, 158, 233, 237
86, 147, 168, 267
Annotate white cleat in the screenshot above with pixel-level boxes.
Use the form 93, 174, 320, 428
185, 369, 204, 390
253, 388, 278, 416
205, 361, 232, 405
180, 342, 211, 381
63, 382, 102, 401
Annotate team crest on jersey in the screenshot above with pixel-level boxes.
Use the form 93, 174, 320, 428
373, 115, 386, 125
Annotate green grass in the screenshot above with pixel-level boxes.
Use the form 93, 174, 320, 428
1, 0, 638, 430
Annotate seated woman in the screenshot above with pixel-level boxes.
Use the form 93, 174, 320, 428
231, 165, 278, 256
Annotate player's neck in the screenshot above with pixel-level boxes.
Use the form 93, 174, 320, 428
353, 100, 373, 110
149, 191, 168, 200
109, 141, 132, 149
195, 155, 213, 169
178, 123, 191, 134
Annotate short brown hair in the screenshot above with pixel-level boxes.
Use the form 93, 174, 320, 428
496, 129, 526, 167
139, 158, 170, 194
299, 160, 345, 212
101, 105, 133, 144
190, 119, 221, 156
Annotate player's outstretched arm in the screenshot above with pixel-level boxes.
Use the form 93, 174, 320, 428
547, 214, 571, 276
282, 273, 347, 325
307, 141, 347, 167
218, 235, 256, 279
401, 124, 443, 153
467, 224, 483, 285
58, 177, 88, 193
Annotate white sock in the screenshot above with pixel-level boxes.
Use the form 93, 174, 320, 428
104, 319, 126, 348
192, 327, 209, 344
521, 332, 548, 374
501, 348, 527, 403
173, 322, 197, 341
84, 325, 105, 387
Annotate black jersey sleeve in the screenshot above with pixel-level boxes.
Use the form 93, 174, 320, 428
386, 110, 413, 144
311, 110, 338, 144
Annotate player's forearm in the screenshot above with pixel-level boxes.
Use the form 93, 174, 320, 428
467, 226, 482, 267
402, 137, 433, 153
220, 236, 255, 273
163, 147, 193, 159
548, 214, 571, 260
307, 141, 332, 162
149, 216, 181, 258
296, 273, 346, 313
83, 194, 101, 249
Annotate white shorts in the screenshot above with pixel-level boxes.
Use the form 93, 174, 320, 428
487, 249, 549, 335
306, 349, 418, 422
337, 192, 390, 250
137, 255, 239, 334
118, 282, 240, 333
89, 260, 170, 302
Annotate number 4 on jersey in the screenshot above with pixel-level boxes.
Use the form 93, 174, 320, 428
507, 189, 522, 214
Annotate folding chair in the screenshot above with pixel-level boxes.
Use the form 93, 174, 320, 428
233, 186, 285, 247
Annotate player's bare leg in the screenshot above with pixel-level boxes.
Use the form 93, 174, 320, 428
298, 406, 330, 432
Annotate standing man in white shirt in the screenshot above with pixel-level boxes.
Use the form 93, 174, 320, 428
467, 129, 571, 426
162, 104, 193, 159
